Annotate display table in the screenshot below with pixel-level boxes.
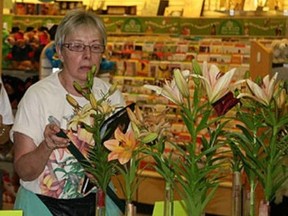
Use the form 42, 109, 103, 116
112, 170, 232, 216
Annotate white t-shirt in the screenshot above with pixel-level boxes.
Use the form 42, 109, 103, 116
0, 77, 14, 125
11, 71, 125, 199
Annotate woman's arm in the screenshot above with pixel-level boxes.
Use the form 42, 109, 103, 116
13, 123, 69, 181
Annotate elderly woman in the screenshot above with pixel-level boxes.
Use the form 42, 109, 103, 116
11, 9, 124, 216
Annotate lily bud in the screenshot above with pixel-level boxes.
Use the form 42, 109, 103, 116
108, 83, 118, 95
141, 132, 158, 144
131, 122, 141, 138
135, 105, 144, 123
89, 93, 98, 109
66, 94, 79, 109
87, 65, 97, 88
276, 88, 287, 109
127, 107, 142, 126
91, 65, 97, 75
73, 81, 83, 94
174, 68, 190, 98
192, 59, 202, 75
88, 65, 97, 79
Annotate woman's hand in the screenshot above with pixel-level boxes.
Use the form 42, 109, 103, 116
43, 123, 70, 150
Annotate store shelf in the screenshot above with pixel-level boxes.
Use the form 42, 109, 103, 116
2, 69, 38, 81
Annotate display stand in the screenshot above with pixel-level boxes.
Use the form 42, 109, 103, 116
250, 39, 288, 80
249, 40, 273, 80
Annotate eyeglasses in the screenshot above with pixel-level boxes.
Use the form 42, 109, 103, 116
62, 43, 105, 53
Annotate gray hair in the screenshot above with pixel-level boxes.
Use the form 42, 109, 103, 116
54, 9, 107, 47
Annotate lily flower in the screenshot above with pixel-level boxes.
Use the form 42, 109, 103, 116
68, 103, 96, 131
143, 110, 170, 139
97, 101, 114, 115
127, 105, 170, 145
127, 106, 144, 128
104, 128, 138, 165
237, 73, 278, 106
192, 62, 237, 104
67, 127, 94, 156
144, 79, 183, 105
77, 127, 94, 145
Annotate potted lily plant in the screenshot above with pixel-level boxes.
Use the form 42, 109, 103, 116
103, 127, 144, 216
65, 65, 125, 216
228, 73, 288, 216
126, 105, 175, 216
143, 60, 244, 216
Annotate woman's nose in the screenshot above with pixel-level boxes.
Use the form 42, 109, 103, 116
82, 46, 91, 58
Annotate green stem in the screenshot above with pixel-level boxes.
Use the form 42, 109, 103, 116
249, 178, 256, 216
264, 124, 277, 202
164, 181, 174, 216
126, 159, 132, 202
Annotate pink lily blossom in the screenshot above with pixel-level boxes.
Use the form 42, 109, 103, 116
237, 73, 278, 106
193, 62, 238, 104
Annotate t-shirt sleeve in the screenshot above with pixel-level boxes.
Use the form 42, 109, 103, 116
10, 87, 45, 145
0, 78, 14, 125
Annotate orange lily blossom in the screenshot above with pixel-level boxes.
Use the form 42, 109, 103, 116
104, 128, 138, 165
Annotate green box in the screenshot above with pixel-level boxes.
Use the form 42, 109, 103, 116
0, 210, 23, 216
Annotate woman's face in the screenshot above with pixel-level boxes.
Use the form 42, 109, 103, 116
58, 25, 103, 83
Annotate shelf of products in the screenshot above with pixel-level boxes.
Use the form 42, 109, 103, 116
14, 1, 84, 16
108, 35, 250, 80
108, 35, 250, 104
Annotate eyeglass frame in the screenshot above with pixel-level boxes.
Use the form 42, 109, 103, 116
62, 42, 105, 53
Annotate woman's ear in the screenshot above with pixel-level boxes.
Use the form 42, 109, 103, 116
55, 44, 64, 62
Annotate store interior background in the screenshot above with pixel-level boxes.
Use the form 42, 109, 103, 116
5, 0, 288, 16
1, 1, 288, 215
